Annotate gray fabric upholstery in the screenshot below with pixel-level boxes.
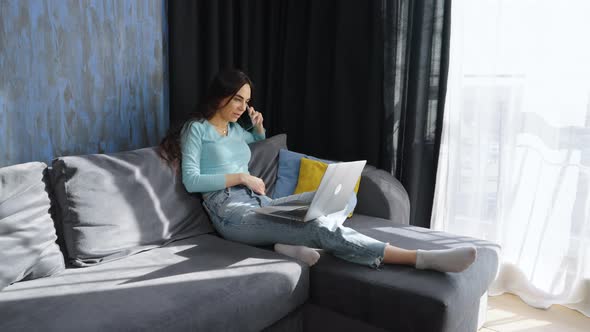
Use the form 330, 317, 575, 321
0, 162, 65, 290
248, 134, 287, 197
263, 305, 304, 332
310, 215, 500, 332
355, 165, 410, 224
49, 147, 213, 266
304, 304, 388, 332
0, 234, 309, 332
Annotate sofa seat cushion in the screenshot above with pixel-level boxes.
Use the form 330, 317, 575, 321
310, 215, 500, 332
0, 235, 309, 332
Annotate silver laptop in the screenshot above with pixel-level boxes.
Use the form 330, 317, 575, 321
254, 160, 366, 222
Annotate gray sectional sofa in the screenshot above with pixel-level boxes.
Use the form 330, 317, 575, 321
0, 134, 499, 332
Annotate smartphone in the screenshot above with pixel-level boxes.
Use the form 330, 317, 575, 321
238, 105, 254, 131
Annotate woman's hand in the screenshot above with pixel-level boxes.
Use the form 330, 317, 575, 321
242, 174, 266, 195
248, 107, 265, 134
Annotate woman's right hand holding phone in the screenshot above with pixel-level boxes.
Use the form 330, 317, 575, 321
247, 106, 265, 134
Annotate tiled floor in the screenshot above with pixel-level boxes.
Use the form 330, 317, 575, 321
479, 294, 590, 332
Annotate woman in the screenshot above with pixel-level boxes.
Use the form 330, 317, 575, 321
159, 69, 476, 272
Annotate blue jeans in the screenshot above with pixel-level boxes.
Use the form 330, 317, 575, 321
202, 185, 386, 268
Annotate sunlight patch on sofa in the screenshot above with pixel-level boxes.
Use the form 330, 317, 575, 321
374, 227, 441, 241
0, 266, 299, 302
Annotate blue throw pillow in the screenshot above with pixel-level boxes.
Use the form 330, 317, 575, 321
272, 149, 333, 199
273, 149, 307, 198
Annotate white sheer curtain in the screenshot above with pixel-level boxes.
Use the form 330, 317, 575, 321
432, 0, 590, 316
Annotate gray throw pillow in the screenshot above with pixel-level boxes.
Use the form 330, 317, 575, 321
248, 134, 287, 197
50, 147, 214, 266
0, 162, 65, 290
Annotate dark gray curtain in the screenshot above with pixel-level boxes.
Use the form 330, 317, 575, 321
168, 0, 450, 228
168, 0, 383, 165
168, 0, 287, 129
382, 0, 451, 227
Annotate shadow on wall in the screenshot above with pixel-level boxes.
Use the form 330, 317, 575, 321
0, 0, 169, 168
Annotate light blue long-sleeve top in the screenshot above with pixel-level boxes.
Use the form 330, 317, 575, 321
181, 120, 266, 193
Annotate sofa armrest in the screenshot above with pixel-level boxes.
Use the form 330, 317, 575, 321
355, 165, 410, 224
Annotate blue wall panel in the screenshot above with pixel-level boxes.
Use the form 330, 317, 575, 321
0, 0, 168, 167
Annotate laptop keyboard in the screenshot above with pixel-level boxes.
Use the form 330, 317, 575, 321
273, 200, 309, 207
270, 207, 309, 219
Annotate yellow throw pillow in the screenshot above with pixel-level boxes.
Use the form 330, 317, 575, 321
293, 158, 361, 217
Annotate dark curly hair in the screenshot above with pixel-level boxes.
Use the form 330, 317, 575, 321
158, 69, 253, 165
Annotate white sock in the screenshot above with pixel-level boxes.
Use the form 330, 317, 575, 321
274, 244, 320, 266
415, 247, 477, 273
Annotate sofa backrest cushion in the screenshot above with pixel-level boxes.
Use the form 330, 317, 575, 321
49, 147, 213, 266
0, 162, 65, 290
247, 134, 287, 197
